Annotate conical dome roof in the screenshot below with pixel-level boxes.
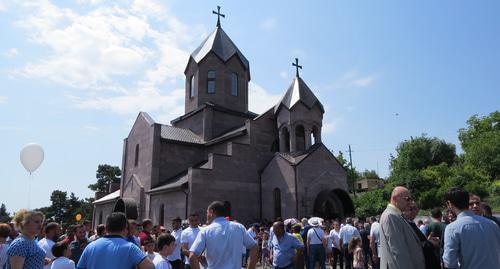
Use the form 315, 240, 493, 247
274, 76, 324, 113
190, 26, 249, 70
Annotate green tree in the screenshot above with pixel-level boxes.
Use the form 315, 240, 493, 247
458, 111, 500, 180
361, 169, 380, 179
88, 164, 121, 192
46, 190, 68, 223
353, 188, 391, 219
0, 203, 11, 223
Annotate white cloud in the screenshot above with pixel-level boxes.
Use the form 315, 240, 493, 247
260, 17, 277, 31
0, 96, 7, 104
279, 70, 288, 79
322, 120, 337, 134
0, 1, 7, 11
248, 81, 282, 114
4, 48, 19, 57
324, 70, 378, 92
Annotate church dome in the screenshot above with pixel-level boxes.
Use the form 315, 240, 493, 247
274, 76, 324, 114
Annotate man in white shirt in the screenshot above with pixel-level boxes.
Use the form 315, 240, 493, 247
339, 217, 360, 269
38, 222, 61, 269
306, 218, 326, 269
167, 217, 183, 269
189, 201, 258, 269
180, 213, 201, 269
369, 216, 380, 269
329, 221, 343, 269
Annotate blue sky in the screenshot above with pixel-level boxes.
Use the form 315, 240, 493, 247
1, 0, 499, 213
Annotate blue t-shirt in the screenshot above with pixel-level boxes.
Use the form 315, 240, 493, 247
6, 235, 45, 269
77, 235, 146, 269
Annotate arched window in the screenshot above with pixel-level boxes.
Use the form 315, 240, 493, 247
207, 70, 216, 93
190, 75, 196, 98
312, 126, 319, 145
296, 125, 306, 151
282, 127, 290, 152
98, 211, 103, 224
273, 188, 282, 219
134, 144, 139, 167
231, 72, 238, 96
223, 201, 231, 217
159, 204, 164, 226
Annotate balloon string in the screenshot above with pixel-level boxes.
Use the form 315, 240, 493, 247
28, 173, 33, 209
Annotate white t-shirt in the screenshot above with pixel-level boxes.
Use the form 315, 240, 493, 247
153, 254, 172, 269
180, 227, 200, 265
38, 238, 55, 269
307, 227, 325, 245
329, 229, 340, 249
0, 243, 8, 268
50, 256, 75, 269
147, 252, 158, 260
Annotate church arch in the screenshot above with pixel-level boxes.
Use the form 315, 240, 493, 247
295, 125, 306, 151
98, 211, 103, 224
159, 204, 164, 226
190, 75, 196, 98
231, 72, 238, 96
223, 201, 231, 217
312, 189, 354, 219
273, 188, 282, 220
312, 125, 321, 144
134, 144, 139, 167
207, 70, 216, 93
281, 127, 290, 152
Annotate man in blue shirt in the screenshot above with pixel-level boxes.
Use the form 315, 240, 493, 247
269, 221, 303, 269
189, 201, 258, 269
77, 212, 154, 269
442, 187, 500, 269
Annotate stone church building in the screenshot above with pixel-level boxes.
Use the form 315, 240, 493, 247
93, 19, 354, 229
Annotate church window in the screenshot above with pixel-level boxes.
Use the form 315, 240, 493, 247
312, 125, 320, 144
224, 201, 231, 217
273, 188, 282, 219
295, 125, 306, 151
134, 144, 139, 167
98, 211, 103, 224
207, 70, 216, 93
159, 204, 165, 226
282, 127, 290, 152
231, 72, 238, 96
190, 75, 196, 98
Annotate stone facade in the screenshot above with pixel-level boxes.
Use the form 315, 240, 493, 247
93, 24, 354, 229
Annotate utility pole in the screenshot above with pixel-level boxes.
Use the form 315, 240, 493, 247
348, 144, 356, 196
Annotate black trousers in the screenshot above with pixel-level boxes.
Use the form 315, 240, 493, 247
343, 245, 352, 269
332, 247, 344, 269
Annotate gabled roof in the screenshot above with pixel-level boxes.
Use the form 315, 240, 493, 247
93, 190, 120, 204
274, 76, 324, 114
160, 125, 204, 144
190, 27, 249, 70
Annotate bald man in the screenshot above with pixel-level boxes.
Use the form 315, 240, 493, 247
379, 186, 425, 269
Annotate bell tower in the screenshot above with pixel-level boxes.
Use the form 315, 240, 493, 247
183, 6, 250, 114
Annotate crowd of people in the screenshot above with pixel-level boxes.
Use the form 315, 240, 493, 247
0, 187, 498, 269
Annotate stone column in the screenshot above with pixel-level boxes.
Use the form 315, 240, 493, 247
290, 127, 297, 152
279, 130, 286, 152
305, 128, 312, 150
315, 127, 322, 143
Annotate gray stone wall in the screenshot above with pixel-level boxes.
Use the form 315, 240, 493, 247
150, 191, 187, 230
92, 201, 115, 228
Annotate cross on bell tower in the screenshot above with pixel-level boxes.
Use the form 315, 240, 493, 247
293, 58, 302, 77
212, 6, 225, 27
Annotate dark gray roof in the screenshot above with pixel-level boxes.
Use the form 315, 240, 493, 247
160, 125, 204, 144
147, 174, 188, 194
190, 27, 249, 70
274, 77, 324, 113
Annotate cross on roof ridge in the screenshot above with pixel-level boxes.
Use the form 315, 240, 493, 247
212, 6, 225, 27
293, 58, 302, 78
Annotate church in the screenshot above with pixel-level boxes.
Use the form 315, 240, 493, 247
92, 9, 354, 229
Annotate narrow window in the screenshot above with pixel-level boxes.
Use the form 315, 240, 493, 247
274, 188, 282, 219
134, 144, 139, 167
231, 72, 238, 96
207, 70, 216, 93
190, 75, 196, 98
159, 204, 165, 226
98, 211, 103, 224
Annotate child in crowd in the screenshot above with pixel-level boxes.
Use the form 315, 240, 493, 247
51, 241, 75, 269
152, 234, 176, 269
348, 237, 365, 269
144, 238, 158, 260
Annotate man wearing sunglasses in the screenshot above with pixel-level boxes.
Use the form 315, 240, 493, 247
379, 186, 425, 269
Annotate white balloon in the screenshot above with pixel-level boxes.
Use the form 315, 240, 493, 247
20, 143, 44, 173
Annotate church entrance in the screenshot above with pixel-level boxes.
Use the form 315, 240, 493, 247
312, 189, 354, 219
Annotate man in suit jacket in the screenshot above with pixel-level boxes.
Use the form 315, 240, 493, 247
379, 186, 425, 269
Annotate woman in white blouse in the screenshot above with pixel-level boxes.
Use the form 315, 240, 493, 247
50, 241, 75, 269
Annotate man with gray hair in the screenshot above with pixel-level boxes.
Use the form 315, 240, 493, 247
379, 186, 425, 269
